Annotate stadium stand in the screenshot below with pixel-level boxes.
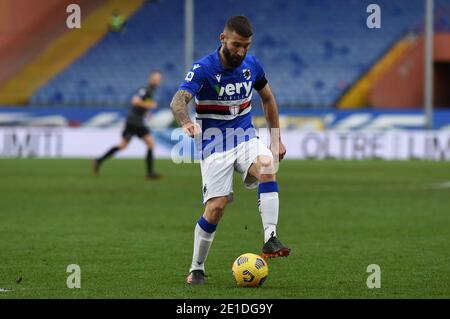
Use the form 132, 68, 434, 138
29, 0, 441, 109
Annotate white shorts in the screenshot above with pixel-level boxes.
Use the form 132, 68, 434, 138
200, 137, 273, 204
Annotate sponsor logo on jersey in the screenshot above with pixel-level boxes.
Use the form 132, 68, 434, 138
217, 81, 252, 97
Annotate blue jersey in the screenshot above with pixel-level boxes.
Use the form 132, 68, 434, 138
179, 47, 267, 158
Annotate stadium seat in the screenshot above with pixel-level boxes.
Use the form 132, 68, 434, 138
30, 0, 438, 109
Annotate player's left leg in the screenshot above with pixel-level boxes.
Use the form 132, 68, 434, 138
236, 138, 290, 259
142, 134, 161, 180
248, 155, 290, 258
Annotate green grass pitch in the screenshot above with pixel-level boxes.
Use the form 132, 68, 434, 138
0, 158, 449, 298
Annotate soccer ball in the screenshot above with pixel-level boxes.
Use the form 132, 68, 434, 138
232, 253, 269, 287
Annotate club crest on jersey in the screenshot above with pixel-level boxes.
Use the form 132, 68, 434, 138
242, 69, 251, 80
229, 104, 240, 116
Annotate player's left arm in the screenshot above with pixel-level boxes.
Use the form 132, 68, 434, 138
257, 84, 286, 161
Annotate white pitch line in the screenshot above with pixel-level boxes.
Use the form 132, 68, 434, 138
0, 288, 12, 292
430, 181, 450, 189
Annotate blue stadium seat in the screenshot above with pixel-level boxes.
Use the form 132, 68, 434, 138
30, 0, 439, 109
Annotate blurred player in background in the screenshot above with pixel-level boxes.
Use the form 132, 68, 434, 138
170, 16, 290, 285
108, 9, 126, 33
93, 70, 163, 179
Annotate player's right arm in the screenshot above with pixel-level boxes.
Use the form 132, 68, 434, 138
170, 90, 201, 137
171, 63, 206, 137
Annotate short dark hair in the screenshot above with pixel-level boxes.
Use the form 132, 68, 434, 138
225, 15, 253, 38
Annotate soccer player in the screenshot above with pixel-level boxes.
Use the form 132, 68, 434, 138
93, 70, 162, 179
170, 16, 290, 285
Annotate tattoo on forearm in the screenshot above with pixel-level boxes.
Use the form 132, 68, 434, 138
170, 90, 193, 126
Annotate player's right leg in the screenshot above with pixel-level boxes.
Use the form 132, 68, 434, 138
186, 150, 235, 285
186, 196, 228, 285
93, 137, 129, 175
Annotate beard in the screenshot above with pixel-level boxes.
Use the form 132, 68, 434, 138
223, 44, 245, 68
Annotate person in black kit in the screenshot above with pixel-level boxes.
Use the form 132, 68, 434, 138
93, 70, 163, 179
